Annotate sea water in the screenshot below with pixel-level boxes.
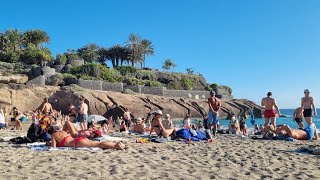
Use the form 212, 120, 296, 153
174, 109, 320, 130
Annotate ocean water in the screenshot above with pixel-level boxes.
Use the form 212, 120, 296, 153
178, 109, 320, 129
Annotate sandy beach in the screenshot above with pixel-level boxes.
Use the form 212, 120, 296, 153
0, 123, 319, 180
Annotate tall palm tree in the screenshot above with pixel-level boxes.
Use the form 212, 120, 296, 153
106, 45, 127, 67
140, 39, 154, 69
77, 43, 100, 63
126, 33, 142, 67
5, 29, 23, 53
23, 29, 50, 47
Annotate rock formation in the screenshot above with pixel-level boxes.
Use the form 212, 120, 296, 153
0, 84, 263, 120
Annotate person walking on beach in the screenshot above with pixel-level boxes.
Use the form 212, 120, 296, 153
207, 90, 221, 136
301, 89, 317, 125
41, 98, 53, 115
261, 92, 281, 128
293, 107, 304, 129
78, 98, 88, 130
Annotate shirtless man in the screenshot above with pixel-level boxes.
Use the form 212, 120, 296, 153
293, 107, 304, 129
267, 123, 319, 140
301, 89, 317, 125
41, 98, 53, 115
78, 98, 88, 130
261, 92, 281, 128
207, 91, 221, 136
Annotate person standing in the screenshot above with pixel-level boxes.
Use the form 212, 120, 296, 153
41, 98, 53, 115
261, 92, 281, 128
207, 90, 221, 136
78, 98, 88, 130
301, 89, 317, 125
0, 109, 6, 129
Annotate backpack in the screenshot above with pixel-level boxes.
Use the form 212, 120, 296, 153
27, 123, 43, 142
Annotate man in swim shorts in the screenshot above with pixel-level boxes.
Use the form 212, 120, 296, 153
207, 91, 221, 137
41, 98, 53, 115
267, 123, 318, 140
78, 98, 88, 130
293, 107, 304, 129
301, 89, 317, 125
261, 92, 281, 128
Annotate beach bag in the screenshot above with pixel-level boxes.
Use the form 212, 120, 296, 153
27, 123, 43, 142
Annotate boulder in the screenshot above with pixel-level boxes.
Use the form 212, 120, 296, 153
69, 59, 84, 67
42, 66, 56, 78
26, 75, 45, 86
53, 65, 65, 73
61, 64, 73, 73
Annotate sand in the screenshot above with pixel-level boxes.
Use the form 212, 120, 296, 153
1, 123, 320, 180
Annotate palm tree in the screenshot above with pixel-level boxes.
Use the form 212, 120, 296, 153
106, 45, 127, 67
162, 58, 176, 72
126, 33, 142, 67
23, 29, 50, 47
140, 39, 154, 69
77, 43, 100, 63
0, 29, 23, 63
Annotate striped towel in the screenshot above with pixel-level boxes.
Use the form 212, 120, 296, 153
27, 142, 100, 151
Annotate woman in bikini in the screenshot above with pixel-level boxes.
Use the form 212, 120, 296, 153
149, 110, 176, 138
48, 126, 125, 150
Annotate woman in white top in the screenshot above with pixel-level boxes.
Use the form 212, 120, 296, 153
183, 114, 191, 128
0, 109, 6, 129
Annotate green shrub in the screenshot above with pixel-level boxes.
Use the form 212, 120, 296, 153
123, 78, 144, 85
135, 70, 157, 81
56, 54, 67, 65
71, 63, 108, 79
212, 83, 219, 88
205, 84, 213, 91
181, 77, 194, 90
79, 75, 96, 80
62, 73, 76, 79
115, 66, 138, 76
145, 80, 162, 87
0, 62, 14, 69
123, 88, 135, 94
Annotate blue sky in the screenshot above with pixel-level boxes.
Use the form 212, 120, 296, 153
2, 0, 320, 108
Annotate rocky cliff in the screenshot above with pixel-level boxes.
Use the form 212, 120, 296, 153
0, 84, 263, 120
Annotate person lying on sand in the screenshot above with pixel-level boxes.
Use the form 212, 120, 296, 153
62, 121, 102, 139
48, 125, 125, 150
149, 110, 176, 138
266, 123, 319, 140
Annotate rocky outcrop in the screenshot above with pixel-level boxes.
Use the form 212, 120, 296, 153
0, 73, 28, 84
0, 84, 263, 120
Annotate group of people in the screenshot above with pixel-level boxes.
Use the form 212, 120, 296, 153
261, 89, 318, 140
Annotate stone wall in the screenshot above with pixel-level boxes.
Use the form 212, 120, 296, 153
164, 90, 209, 100
76, 80, 228, 99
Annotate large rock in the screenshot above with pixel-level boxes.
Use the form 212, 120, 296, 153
42, 66, 56, 78
61, 64, 73, 73
69, 59, 84, 67
0, 73, 28, 84
26, 75, 45, 86
53, 65, 65, 73
28, 66, 56, 79
0, 84, 264, 120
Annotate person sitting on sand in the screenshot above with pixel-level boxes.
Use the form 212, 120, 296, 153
239, 117, 247, 135
183, 114, 191, 129
68, 103, 78, 123
293, 107, 304, 129
266, 123, 319, 140
197, 121, 203, 129
149, 110, 176, 138
62, 120, 102, 139
162, 114, 173, 129
131, 118, 147, 134
259, 124, 264, 133
119, 120, 128, 133
11, 107, 26, 131
47, 125, 125, 150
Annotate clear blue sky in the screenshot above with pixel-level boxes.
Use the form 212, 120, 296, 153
2, 0, 320, 108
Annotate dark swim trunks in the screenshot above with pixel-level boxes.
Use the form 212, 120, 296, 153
303, 108, 313, 117
294, 118, 303, 124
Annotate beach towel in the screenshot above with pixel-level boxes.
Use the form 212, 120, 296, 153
91, 135, 129, 142
151, 136, 172, 143
27, 142, 101, 151
176, 129, 208, 141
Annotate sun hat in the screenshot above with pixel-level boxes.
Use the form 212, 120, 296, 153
165, 114, 171, 118
304, 89, 310, 93
155, 110, 163, 115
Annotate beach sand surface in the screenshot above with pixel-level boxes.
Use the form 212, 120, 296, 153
1, 123, 320, 180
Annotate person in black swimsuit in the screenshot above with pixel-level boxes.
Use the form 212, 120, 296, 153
149, 110, 176, 138
119, 120, 127, 132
